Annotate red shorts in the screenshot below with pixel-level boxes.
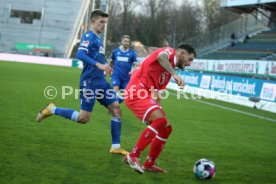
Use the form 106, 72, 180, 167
124, 79, 165, 124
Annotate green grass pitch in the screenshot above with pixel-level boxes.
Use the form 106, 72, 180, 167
0, 61, 276, 184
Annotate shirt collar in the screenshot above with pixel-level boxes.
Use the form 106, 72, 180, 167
119, 46, 129, 52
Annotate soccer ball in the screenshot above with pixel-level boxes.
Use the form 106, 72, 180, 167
193, 158, 216, 180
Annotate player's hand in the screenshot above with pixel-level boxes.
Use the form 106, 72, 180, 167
173, 74, 185, 89
96, 63, 113, 74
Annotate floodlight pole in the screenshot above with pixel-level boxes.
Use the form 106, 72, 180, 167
100, 0, 110, 51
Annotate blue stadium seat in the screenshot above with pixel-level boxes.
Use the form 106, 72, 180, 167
200, 29, 276, 60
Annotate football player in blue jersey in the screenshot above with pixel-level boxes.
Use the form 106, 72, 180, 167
36, 9, 128, 155
109, 35, 138, 103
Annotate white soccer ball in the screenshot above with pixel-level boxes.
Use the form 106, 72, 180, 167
193, 158, 216, 180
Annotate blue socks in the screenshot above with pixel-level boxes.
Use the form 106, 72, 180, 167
52, 107, 79, 122
111, 117, 121, 148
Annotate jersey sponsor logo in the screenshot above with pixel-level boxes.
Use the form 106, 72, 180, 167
117, 56, 129, 62
81, 40, 89, 47
164, 48, 173, 55
99, 46, 105, 54
159, 72, 170, 85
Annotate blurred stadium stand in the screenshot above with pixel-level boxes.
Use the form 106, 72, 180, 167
184, 0, 276, 81
187, 0, 276, 61
184, 14, 268, 57
185, 0, 276, 60
199, 29, 276, 60
0, 0, 94, 57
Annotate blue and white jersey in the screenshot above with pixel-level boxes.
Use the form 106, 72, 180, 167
76, 31, 106, 86
111, 48, 137, 79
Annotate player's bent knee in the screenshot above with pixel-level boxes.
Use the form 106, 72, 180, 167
77, 115, 90, 124
149, 117, 168, 133
148, 109, 166, 122
115, 107, 122, 117
78, 118, 89, 124
158, 124, 172, 139
78, 110, 91, 124
110, 103, 121, 117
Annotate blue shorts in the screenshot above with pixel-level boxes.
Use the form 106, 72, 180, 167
80, 81, 118, 112
111, 75, 130, 89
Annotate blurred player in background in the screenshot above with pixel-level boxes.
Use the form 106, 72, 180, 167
36, 9, 128, 155
109, 35, 138, 103
124, 44, 196, 173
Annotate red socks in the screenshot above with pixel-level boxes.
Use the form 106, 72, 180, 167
144, 125, 172, 167
129, 118, 167, 158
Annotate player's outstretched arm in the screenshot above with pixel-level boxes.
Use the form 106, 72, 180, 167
172, 74, 185, 89
157, 53, 184, 88
76, 49, 97, 65
77, 49, 112, 74
157, 53, 176, 75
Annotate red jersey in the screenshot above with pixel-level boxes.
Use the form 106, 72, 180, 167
132, 47, 176, 90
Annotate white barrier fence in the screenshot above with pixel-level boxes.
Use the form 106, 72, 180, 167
221, 0, 276, 7
167, 70, 276, 113
0, 53, 72, 67
1, 53, 275, 114
188, 59, 276, 78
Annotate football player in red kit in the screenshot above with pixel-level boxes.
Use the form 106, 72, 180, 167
124, 44, 196, 173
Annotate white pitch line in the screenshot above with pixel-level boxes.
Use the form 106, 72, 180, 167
170, 92, 276, 123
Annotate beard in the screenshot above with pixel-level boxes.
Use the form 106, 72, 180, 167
177, 60, 185, 70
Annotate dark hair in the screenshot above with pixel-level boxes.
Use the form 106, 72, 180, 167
121, 35, 131, 40
177, 44, 196, 57
90, 9, 109, 20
